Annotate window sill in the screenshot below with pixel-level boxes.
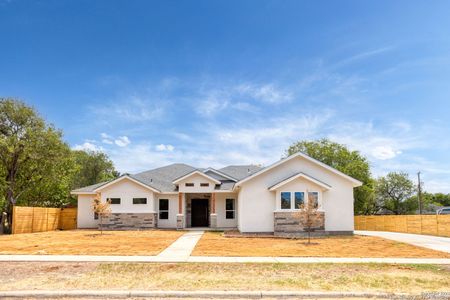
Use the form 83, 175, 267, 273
274, 209, 324, 213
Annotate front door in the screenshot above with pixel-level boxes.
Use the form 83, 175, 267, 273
191, 199, 209, 227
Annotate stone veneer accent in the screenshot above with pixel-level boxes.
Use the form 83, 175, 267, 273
176, 214, 184, 229
274, 211, 325, 237
101, 213, 157, 230
210, 213, 217, 228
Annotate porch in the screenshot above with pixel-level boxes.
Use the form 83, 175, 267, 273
176, 192, 237, 230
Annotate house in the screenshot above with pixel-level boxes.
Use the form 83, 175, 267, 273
71, 152, 362, 235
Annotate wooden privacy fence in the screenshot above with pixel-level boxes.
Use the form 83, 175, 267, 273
12, 206, 77, 234
355, 215, 450, 237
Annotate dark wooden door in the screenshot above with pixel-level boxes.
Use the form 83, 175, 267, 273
191, 199, 209, 227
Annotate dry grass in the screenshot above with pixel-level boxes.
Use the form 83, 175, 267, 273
192, 232, 450, 258
0, 230, 183, 255
0, 262, 448, 293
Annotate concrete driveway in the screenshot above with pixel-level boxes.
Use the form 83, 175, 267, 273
355, 230, 450, 253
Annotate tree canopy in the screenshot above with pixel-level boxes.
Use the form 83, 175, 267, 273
375, 172, 416, 215
286, 138, 375, 215
0, 98, 78, 231
0, 98, 118, 233
71, 150, 119, 190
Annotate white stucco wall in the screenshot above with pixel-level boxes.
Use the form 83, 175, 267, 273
99, 178, 156, 213
215, 192, 238, 228
155, 194, 178, 228
77, 194, 97, 228
177, 173, 217, 193
238, 156, 355, 233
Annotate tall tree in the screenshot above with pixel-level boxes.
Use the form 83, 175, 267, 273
375, 172, 416, 215
71, 150, 119, 189
0, 98, 76, 232
286, 139, 375, 214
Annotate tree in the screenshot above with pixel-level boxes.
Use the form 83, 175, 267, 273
71, 150, 119, 190
375, 172, 416, 215
0, 99, 77, 233
295, 191, 320, 244
92, 193, 111, 234
286, 139, 375, 215
407, 192, 450, 213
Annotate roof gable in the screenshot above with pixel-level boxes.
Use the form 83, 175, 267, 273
236, 152, 363, 187
172, 170, 221, 185
94, 175, 160, 193
268, 172, 331, 191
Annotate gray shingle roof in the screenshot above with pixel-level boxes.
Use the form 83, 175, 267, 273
72, 163, 260, 193
218, 165, 263, 180
71, 182, 107, 193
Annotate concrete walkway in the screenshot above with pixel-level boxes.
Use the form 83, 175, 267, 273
156, 230, 204, 261
355, 230, 450, 253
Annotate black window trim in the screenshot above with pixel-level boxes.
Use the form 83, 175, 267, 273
132, 197, 147, 205
225, 198, 235, 219
107, 197, 121, 205
159, 199, 169, 220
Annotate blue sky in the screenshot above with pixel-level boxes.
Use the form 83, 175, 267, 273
1, 0, 450, 192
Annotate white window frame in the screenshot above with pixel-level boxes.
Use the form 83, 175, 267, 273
280, 192, 292, 210
307, 191, 320, 209
279, 190, 322, 211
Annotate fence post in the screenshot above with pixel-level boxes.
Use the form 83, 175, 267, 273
11, 206, 16, 234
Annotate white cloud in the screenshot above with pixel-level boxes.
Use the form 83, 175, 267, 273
90, 95, 165, 123
114, 136, 131, 147
196, 97, 228, 116
334, 46, 395, 67
100, 133, 114, 144
371, 146, 402, 160
155, 144, 175, 151
72, 142, 102, 152
235, 83, 293, 104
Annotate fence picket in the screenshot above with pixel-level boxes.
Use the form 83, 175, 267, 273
354, 215, 450, 237
12, 206, 77, 234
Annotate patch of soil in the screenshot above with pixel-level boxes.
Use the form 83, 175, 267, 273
0, 262, 98, 281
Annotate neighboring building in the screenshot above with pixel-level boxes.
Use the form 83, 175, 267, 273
71, 152, 362, 235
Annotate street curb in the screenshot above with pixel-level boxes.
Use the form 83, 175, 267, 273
0, 290, 414, 298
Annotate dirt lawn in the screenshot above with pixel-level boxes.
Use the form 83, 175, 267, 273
192, 232, 450, 258
0, 262, 448, 293
0, 230, 183, 255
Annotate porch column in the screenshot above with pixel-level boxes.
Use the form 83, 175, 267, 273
177, 192, 184, 229
210, 192, 217, 228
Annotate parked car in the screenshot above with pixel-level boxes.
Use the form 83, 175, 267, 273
436, 207, 450, 215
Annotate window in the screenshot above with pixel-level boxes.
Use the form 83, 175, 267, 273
200, 183, 209, 187
226, 199, 235, 219
159, 199, 169, 219
308, 192, 319, 208
281, 192, 291, 209
294, 192, 304, 209
185, 183, 194, 187
133, 198, 147, 204
94, 212, 98, 220
107, 198, 121, 205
